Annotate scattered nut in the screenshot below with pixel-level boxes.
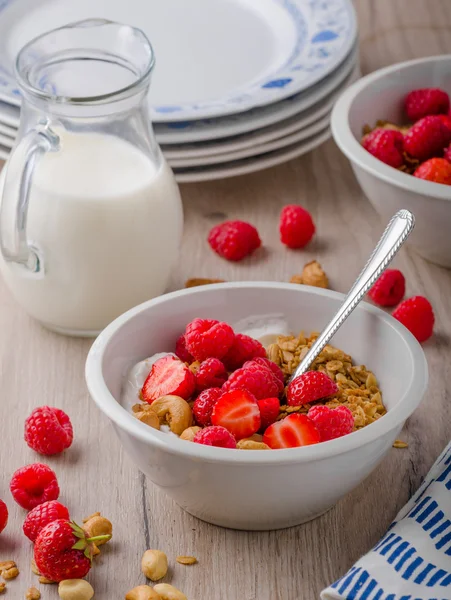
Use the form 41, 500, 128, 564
237, 440, 270, 450
150, 395, 193, 435
291, 260, 328, 288
153, 583, 187, 600
185, 278, 225, 288
82, 511, 101, 523
83, 515, 113, 545
2, 566, 19, 580
125, 585, 161, 600
30, 559, 40, 576
0, 582, 5, 594
289, 274, 303, 284
26, 587, 41, 600
176, 555, 197, 565
58, 579, 94, 600
180, 426, 202, 442
141, 549, 168, 581
38, 576, 55, 584
393, 440, 409, 449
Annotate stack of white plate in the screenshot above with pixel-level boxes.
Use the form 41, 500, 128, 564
0, 0, 359, 182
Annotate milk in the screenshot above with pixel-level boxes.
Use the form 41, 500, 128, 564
0, 130, 183, 334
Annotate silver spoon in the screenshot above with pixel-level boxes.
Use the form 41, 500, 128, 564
289, 209, 415, 382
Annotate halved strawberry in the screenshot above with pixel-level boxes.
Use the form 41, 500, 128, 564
257, 397, 280, 431
263, 414, 320, 449
211, 390, 260, 440
141, 355, 195, 403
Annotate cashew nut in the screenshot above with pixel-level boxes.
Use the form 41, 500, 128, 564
58, 579, 94, 600
153, 583, 187, 600
125, 585, 161, 600
241, 433, 263, 443
82, 515, 113, 545
180, 426, 202, 442
141, 549, 168, 581
134, 405, 161, 430
237, 440, 270, 450
150, 396, 193, 435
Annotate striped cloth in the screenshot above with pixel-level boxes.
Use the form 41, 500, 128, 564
321, 442, 451, 600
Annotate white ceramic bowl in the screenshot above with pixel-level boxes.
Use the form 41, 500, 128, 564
331, 55, 451, 268
85, 283, 427, 530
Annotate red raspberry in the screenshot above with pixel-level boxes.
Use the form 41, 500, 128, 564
287, 371, 338, 406
257, 397, 280, 431
392, 296, 434, 342
142, 355, 195, 403
193, 425, 237, 449
368, 269, 406, 307
414, 157, 451, 185
263, 413, 320, 449
185, 318, 235, 361
0, 500, 8, 534
444, 143, 451, 163
437, 114, 451, 132
222, 361, 281, 400
405, 88, 450, 122
25, 406, 73, 456
404, 116, 451, 161
208, 220, 261, 261
361, 128, 405, 168
250, 357, 285, 388
23, 500, 70, 542
308, 405, 354, 441
195, 358, 227, 392
175, 334, 194, 363
10, 463, 59, 510
279, 205, 315, 249
193, 388, 222, 427
211, 390, 260, 439
222, 333, 266, 370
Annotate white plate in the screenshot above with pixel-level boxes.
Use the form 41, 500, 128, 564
174, 127, 331, 183
0, 0, 356, 122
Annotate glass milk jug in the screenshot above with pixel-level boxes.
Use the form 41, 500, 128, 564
0, 20, 183, 336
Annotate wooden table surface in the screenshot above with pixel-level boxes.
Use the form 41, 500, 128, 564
1, 1, 451, 598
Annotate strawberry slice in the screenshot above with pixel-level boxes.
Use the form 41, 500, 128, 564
263, 414, 320, 449
257, 397, 280, 431
141, 355, 195, 404
211, 390, 260, 440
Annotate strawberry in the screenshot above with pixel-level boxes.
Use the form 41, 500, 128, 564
257, 397, 280, 431
34, 519, 111, 582
141, 355, 195, 403
263, 414, 320, 449
211, 390, 261, 440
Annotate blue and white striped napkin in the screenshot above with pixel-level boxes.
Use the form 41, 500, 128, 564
321, 442, 451, 600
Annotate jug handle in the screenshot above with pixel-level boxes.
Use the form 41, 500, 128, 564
0, 123, 60, 273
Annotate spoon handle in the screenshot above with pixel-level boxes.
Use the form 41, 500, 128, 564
290, 209, 415, 381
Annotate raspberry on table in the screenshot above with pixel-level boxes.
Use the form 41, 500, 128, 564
404, 88, 450, 122
308, 405, 354, 441
414, 157, 451, 185
368, 269, 406, 307
175, 334, 194, 364
222, 360, 282, 400
184, 318, 235, 361
193, 425, 237, 449
393, 295, 434, 342
195, 358, 228, 392
0, 499, 8, 534
23, 500, 70, 542
193, 388, 222, 427
279, 205, 315, 249
287, 371, 338, 406
25, 406, 73, 456
222, 333, 266, 370
361, 128, 405, 168
10, 463, 59, 510
208, 220, 261, 261
404, 115, 451, 161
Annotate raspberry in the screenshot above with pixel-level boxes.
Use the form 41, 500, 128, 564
10, 463, 59, 510
193, 425, 237, 449
222, 361, 281, 400
368, 269, 406, 307
208, 220, 261, 261
222, 333, 266, 370
0, 500, 8, 534
287, 371, 338, 406
444, 144, 451, 163
23, 500, 70, 542
195, 358, 227, 392
257, 397, 280, 431
250, 357, 285, 388
405, 88, 450, 122
404, 116, 451, 161
308, 405, 354, 441
193, 388, 222, 427
175, 334, 194, 363
185, 318, 235, 361
25, 406, 73, 456
414, 157, 451, 185
438, 114, 451, 132
393, 296, 434, 342
361, 128, 405, 168
279, 205, 315, 249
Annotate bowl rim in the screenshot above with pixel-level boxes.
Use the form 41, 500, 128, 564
85, 282, 428, 465
331, 54, 451, 200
